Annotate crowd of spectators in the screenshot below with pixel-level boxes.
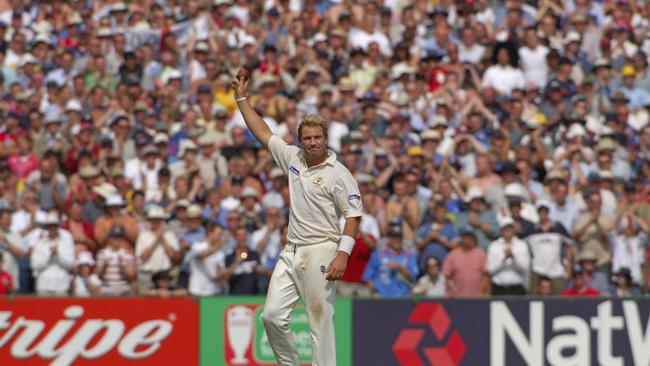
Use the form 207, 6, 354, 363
0, 0, 649, 299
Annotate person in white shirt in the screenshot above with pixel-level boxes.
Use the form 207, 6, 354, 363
233, 72, 361, 366
135, 206, 180, 292
348, 13, 392, 57
526, 201, 573, 295
124, 144, 163, 194
187, 42, 209, 84
251, 206, 285, 290
412, 256, 446, 298
481, 44, 526, 96
262, 168, 287, 210
187, 224, 227, 296
518, 27, 549, 89
459, 27, 486, 64
608, 211, 648, 289
29, 213, 76, 296
0, 202, 26, 291
70, 251, 101, 297
486, 217, 530, 295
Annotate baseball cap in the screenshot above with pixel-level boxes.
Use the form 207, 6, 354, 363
387, 219, 403, 236
535, 200, 552, 211
407, 146, 423, 157
241, 187, 259, 199
621, 65, 636, 77
498, 216, 515, 229
458, 226, 476, 236
108, 227, 126, 237
76, 251, 95, 266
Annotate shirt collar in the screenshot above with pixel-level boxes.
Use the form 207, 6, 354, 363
299, 149, 337, 168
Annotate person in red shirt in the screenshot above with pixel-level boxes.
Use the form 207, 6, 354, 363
64, 122, 100, 174
0, 252, 14, 295
561, 267, 600, 297
7, 134, 40, 182
338, 221, 378, 297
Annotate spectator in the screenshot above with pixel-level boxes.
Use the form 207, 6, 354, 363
573, 190, 615, 269
29, 212, 75, 296
70, 251, 101, 297
561, 266, 600, 297
526, 200, 573, 295
94, 194, 139, 248
135, 206, 180, 292
62, 200, 97, 253
535, 276, 554, 297
338, 200, 379, 297
443, 227, 489, 298
385, 175, 420, 247
187, 224, 228, 297
144, 270, 188, 298
570, 250, 610, 296
0, 200, 26, 291
251, 207, 286, 293
412, 256, 446, 298
27, 158, 68, 212
608, 210, 648, 292
363, 220, 418, 298
0, 252, 14, 295
96, 227, 136, 296
454, 187, 498, 249
262, 167, 287, 209
416, 202, 458, 267
223, 226, 261, 295
167, 199, 190, 235
486, 217, 530, 295
177, 204, 207, 289
613, 268, 636, 297
239, 187, 263, 234
545, 170, 579, 235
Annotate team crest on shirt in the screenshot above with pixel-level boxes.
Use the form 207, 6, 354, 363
313, 177, 324, 187
289, 166, 300, 176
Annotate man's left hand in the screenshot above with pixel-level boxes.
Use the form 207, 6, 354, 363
325, 252, 348, 281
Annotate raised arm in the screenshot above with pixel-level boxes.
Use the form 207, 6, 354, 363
232, 70, 273, 148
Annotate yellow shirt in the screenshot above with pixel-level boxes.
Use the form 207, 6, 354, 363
214, 89, 237, 112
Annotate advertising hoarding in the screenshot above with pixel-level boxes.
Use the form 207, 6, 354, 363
200, 296, 351, 366
353, 298, 650, 366
0, 297, 199, 366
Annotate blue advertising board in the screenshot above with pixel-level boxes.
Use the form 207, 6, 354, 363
353, 298, 650, 366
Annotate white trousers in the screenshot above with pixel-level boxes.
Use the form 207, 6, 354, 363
262, 241, 338, 366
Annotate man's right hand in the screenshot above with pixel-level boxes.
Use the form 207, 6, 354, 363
232, 69, 251, 99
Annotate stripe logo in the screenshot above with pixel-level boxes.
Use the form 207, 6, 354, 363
289, 166, 300, 176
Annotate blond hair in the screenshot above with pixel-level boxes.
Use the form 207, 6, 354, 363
297, 114, 328, 140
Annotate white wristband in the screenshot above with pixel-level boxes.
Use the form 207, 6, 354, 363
338, 235, 355, 255
236, 97, 247, 102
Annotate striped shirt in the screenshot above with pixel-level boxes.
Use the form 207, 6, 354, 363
96, 248, 134, 296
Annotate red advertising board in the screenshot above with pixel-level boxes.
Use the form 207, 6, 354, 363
0, 297, 198, 366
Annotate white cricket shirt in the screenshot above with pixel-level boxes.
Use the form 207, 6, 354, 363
268, 135, 363, 246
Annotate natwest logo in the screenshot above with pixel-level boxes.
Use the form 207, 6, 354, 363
492, 300, 650, 366
0, 298, 198, 366
393, 303, 466, 366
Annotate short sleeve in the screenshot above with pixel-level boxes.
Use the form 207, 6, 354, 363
163, 232, 180, 250
333, 171, 363, 219
268, 135, 299, 174
442, 253, 454, 277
